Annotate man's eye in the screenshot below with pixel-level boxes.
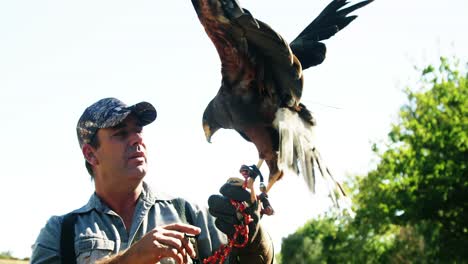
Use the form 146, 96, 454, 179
114, 130, 128, 137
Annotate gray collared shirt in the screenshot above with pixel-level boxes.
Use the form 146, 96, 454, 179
31, 182, 227, 264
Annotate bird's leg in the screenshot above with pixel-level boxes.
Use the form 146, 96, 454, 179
263, 158, 283, 194
255, 169, 282, 215
242, 159, 264, 203
252, 158, 278, 215
246, 177, 256, 203
257, 159, 264, 168
265, 170, 283, 193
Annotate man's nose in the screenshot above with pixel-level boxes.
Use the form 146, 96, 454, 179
130, 131, 144, 146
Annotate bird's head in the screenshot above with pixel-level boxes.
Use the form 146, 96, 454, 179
202, 100, 221, 143
191, 0, 245, 22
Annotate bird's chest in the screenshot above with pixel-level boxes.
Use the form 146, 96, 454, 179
219, 92, 276, 127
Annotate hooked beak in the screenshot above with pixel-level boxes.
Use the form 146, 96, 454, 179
203, 123, 213, 143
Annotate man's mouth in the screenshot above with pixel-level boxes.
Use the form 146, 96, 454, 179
129, 152, 145, 161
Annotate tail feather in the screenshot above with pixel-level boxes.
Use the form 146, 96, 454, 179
274, 108, 350, 211
312, 147, 347, 208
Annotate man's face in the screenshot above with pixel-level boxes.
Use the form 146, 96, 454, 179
93, 114, 148, 186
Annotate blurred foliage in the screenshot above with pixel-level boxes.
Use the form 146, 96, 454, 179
0, 252, 13, 260
280, 57, 468, 263
0, 251, 29, 262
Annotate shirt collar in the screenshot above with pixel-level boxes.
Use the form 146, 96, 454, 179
74, 181, 160, 214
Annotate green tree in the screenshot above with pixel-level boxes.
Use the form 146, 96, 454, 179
279, 58, 468, 263
355, 57, 467, 262
280, 215, 347, 264
0, 251, 15, 260
280, 213, 398, 263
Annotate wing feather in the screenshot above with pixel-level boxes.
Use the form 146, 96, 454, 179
290, 0, 373, 69
194, 1, 303, 107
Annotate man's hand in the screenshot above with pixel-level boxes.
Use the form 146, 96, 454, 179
97, 223, 201, 264
208, 179, 261, 242
208, 179, 274, 263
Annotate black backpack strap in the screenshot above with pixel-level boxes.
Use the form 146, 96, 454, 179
171, 197, 194, 225
60, 213, 78, 264
171, 198, 201, 263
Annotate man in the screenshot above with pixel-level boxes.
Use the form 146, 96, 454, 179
31, 97, 274, 264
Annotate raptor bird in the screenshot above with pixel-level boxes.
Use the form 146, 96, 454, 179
192, 0, 372, 209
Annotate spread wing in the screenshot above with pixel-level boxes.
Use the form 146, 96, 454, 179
195, 0, 373, 211
290, 0, 373, 69
191, 0, 304, 108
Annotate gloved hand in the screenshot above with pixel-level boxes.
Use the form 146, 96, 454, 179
208, 178, 274, 264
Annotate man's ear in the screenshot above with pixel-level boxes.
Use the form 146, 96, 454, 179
82, 144, 98, 166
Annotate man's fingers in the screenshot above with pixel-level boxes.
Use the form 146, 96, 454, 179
181, 244, 188, 263
220, 183, 251, 202
156, 224, 200, 259
208, 195, 237, 215
154, 231, 184, 251
181, 234, 197, 259
214, 218, 236, 237
162, 223, 201, 235
209, 207, 238, 224
159, 246, 184, 264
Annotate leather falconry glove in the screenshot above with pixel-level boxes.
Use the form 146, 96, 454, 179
208, 180, 274, 264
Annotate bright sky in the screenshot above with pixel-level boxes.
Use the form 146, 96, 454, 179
0, 0, 467, 259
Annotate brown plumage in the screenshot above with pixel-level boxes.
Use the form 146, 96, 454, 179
193, 0, 372, 207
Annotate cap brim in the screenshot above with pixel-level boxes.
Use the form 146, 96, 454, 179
129, 101, 157, 126
99, 101, 157, 129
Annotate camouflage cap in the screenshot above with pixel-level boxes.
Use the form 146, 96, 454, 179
77, 97, 157, 148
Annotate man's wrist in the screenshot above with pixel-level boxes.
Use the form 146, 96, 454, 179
229, 225, 274, 264
95, 249, 131, 264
